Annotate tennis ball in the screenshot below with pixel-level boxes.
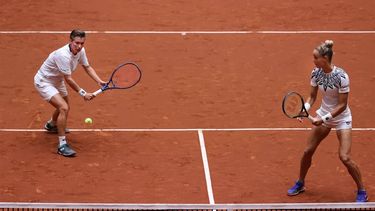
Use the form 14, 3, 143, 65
84, 117, 93, 124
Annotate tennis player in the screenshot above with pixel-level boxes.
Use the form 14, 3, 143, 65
287, 40, 368, 202
34, 29, 107, 157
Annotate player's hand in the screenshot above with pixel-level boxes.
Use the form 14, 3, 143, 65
297, 111, 309, 122
297, 117, 304, 122
310, 116, 323, 126
83, 93, 96, 101
98, 80, 108, 87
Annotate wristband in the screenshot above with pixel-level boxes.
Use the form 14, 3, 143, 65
321, 112, 333, 123
304, 103, 311, 112
78, 88, 87, 97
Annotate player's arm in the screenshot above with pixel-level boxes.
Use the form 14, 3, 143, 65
330, 92, 348, 118
82, 65, 107, 86
64, 74, 94, 101
313, 92, 348, 126
305, 85, 323, 125
329, 73, 350, 118
305, 85, 318, 107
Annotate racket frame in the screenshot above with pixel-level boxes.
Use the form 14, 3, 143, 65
93, 62, 142, 96
282, 91, 310, 119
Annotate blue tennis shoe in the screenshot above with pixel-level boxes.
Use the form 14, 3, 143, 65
287, 180, 305, 196
57, 143, 76, 157
356, 190, 369, 202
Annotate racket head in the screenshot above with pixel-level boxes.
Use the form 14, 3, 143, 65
108, 62, 142, 89
282, 92, 309, 118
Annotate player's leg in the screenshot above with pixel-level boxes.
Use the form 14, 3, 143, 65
49, 94, 69, 135
288, 125, 331, 196
299, 125, 331, 181
34, 76, 75, 157
49, 94, 75, 157
51, 108, 59, 125
44, 107, 62, 132
336, 128, 368, 202
47, 96, 69, 127
45, 83, 70, 133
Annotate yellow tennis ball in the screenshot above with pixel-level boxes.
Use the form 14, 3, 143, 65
84, 118, 93, 124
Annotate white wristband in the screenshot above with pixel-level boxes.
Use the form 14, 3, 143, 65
321, 112, 333, 123
304, 103, 311, 112
78, 88, 87, 97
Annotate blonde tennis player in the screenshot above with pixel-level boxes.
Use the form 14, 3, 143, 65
287, 40, 368, 202
34, 29, 106, 157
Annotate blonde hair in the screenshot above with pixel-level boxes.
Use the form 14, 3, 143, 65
315, 40, 334, 62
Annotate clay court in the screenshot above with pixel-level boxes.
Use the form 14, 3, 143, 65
1, 0, 375, 210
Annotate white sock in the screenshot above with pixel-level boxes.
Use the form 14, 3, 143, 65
58, 136, 67, 147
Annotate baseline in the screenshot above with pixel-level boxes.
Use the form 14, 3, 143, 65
1, 202, 374, 210
1, 128, 375, 132
1, 30, 375, 34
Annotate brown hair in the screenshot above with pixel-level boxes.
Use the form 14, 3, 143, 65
315, 40, 334, 62
70, 29, 86, 40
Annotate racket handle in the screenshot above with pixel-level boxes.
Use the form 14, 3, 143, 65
93, 89, 103, 96
307, 115, 314, 122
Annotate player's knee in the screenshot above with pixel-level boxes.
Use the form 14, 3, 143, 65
303, 148, 315, 158
58, 104, 69, 114
339, 153, 351, 164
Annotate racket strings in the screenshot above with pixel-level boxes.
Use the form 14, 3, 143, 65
111, 64, 141, 88
283, 94, 304, 117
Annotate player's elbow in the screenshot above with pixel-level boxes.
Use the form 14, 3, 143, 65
83, 65, 92, 72
65, 77, 74, 85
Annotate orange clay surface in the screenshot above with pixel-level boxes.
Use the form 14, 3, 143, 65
1, 0, 375, 203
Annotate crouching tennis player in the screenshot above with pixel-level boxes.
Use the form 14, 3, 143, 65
34, 29, 106, 157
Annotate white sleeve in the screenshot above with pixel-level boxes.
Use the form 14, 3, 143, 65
54, 53, 71, 75
339, 73, 350, 93
79, 48, 89, 66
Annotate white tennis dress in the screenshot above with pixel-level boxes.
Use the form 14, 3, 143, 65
310, 66, 352, 130
34, 44, 89, 101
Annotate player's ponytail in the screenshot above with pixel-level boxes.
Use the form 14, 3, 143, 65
324, 40, 334, 49
316, 40, 334, 62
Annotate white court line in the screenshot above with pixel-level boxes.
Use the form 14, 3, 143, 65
1, 128, 375, 132
1, 30, 375, 34
198, 130, 215, 205
1, 202, 375, 209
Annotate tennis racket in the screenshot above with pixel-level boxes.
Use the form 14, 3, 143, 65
282, 91, 313, 121
93, 62, 142, 96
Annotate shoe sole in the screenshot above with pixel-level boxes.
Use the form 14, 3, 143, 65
357, 196, 369, 203
57, 151, 76, 157
287, 187, 305, 196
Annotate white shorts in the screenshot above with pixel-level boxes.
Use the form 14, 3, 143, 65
34, 73, 68, 101
316, 109, 352, 130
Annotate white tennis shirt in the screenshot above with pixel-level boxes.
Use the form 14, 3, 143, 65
37, 44, 89, 80
310, 66, 351, 119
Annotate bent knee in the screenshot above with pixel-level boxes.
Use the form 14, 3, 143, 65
339, 154, 352, 164
303, 148, 315, 158
58, 105, 69, 113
